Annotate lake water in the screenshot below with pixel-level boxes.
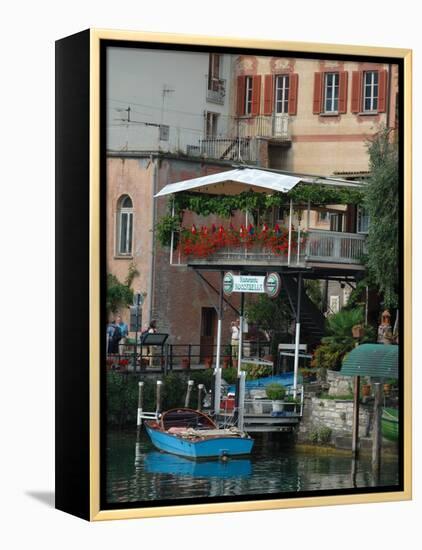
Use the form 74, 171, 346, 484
106, 430, 399, 504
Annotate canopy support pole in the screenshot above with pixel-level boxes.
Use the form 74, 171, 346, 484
213, 272, 224, 414
237, 292, 245, 375
293, 273, 302, 398
288, 199, 293, 266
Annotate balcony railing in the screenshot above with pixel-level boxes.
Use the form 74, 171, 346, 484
206, 77, 226, 104
199, 137, 257, 162
179, 230, 366, 268
237, 114, 290, 140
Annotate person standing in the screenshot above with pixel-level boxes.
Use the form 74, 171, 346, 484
116, 314, 129, 355
230, 319, 240, 360
107, 319, 121, 354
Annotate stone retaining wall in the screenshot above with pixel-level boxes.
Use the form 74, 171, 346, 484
297, 396, 372, 444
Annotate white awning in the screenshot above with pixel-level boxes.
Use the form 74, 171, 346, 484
154, 168, 301, 197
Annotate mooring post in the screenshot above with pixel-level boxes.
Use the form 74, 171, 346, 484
197, 384, 204, 412
237, 370, 246, 431
352, 375, 360, 457
293, 273, 302, 398
156, 380, 163, 415
184, 379, 194, 408
214, 367, 222, 415
372, 382, 383, 475
137, 381, 144, 428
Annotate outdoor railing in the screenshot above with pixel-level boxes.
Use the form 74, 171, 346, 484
206, 77, 226, 105
182, 230, 366, 267
199, 137, 256, 162
305, 230, 367, 264
237, 114, 290, 140
106, 340, 272, 375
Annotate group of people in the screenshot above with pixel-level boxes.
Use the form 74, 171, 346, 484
107, 316, 157, 355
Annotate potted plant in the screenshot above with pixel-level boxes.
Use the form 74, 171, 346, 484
204, 356, 213, 369
265, 382, 286, 412
352, 324, 365, 338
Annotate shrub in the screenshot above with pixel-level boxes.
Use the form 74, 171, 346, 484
319, 426, 333, 444
265, 383, 286, 401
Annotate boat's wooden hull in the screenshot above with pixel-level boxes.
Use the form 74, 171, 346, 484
145, 424, 254, 459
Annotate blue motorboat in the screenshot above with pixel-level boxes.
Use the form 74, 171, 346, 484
145, 408, 254, 459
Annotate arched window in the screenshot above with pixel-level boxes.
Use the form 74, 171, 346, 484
117, 195, 133, 255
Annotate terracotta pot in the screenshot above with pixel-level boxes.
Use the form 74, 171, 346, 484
204, 357, 213, 368
383, 383, 391, 395
181, 358, 190, 369
223, 357, 231, 368
352, 325, 365, 338
362, 384, 371, 397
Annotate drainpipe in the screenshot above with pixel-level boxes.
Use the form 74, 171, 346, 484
148, 156, 158, 324
386, 64, 392, 129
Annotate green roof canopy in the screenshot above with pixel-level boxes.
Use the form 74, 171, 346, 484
341, 344, 399, 379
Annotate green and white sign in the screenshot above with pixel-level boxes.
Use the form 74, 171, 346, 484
224, 272, 281, 298
264, 272, 282, 298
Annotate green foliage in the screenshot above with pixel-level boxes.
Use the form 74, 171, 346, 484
155, 214, 181, 247
106, 370, 215, 427
304, 280, 322, 309
221, 367, 238, 385
124, 262, 140, 287
312, 308, 374, 371
242, 363, 273, 380
309, 429, 319, 444
107, 274, 134, 315
265, 382, 286, 401
318, 426, 333, 444
364, 128, 399, 308
172, 184, 364, 217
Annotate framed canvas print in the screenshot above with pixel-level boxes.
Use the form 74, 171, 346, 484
55, 29, 412, 521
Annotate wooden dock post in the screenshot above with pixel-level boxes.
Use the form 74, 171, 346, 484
137, 381, 144, 428
184, 379, 194, 408
372, 382, 383, 475
197, 384, 204, 412
352, 375, 360, 457
156, 380, 163, 415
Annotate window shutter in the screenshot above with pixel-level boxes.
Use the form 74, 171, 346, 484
313, 72, 323, 114
263, 74, 274, 115
236, 76, 246, 116
351, 71, 363, 113
338, 71, 348, 114
288, 73, 299, 115
378, 69, 388, 112
251, 75, 262, 116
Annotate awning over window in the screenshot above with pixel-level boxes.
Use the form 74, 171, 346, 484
341, 344, 399, 379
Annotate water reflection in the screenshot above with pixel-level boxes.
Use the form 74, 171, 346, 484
107, 430, 399, 504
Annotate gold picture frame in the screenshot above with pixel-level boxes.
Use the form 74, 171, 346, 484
55, 28, 412, 521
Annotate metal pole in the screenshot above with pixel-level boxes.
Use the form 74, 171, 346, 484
156, 380, 163, 415
293, 273, 302, 398
288, 199, 293, 266
237, 292, 245, 375
372, 382, 383, 475
137, 381, 144, 428
352, 375, 360, 457
296, 223, 301, 265
214, 367, 222, 415
184, 379, 194, 408
215, 272, 224, 370
306, 199, 310, 230
238, 371, 246, 431
169, 200, 175, 265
